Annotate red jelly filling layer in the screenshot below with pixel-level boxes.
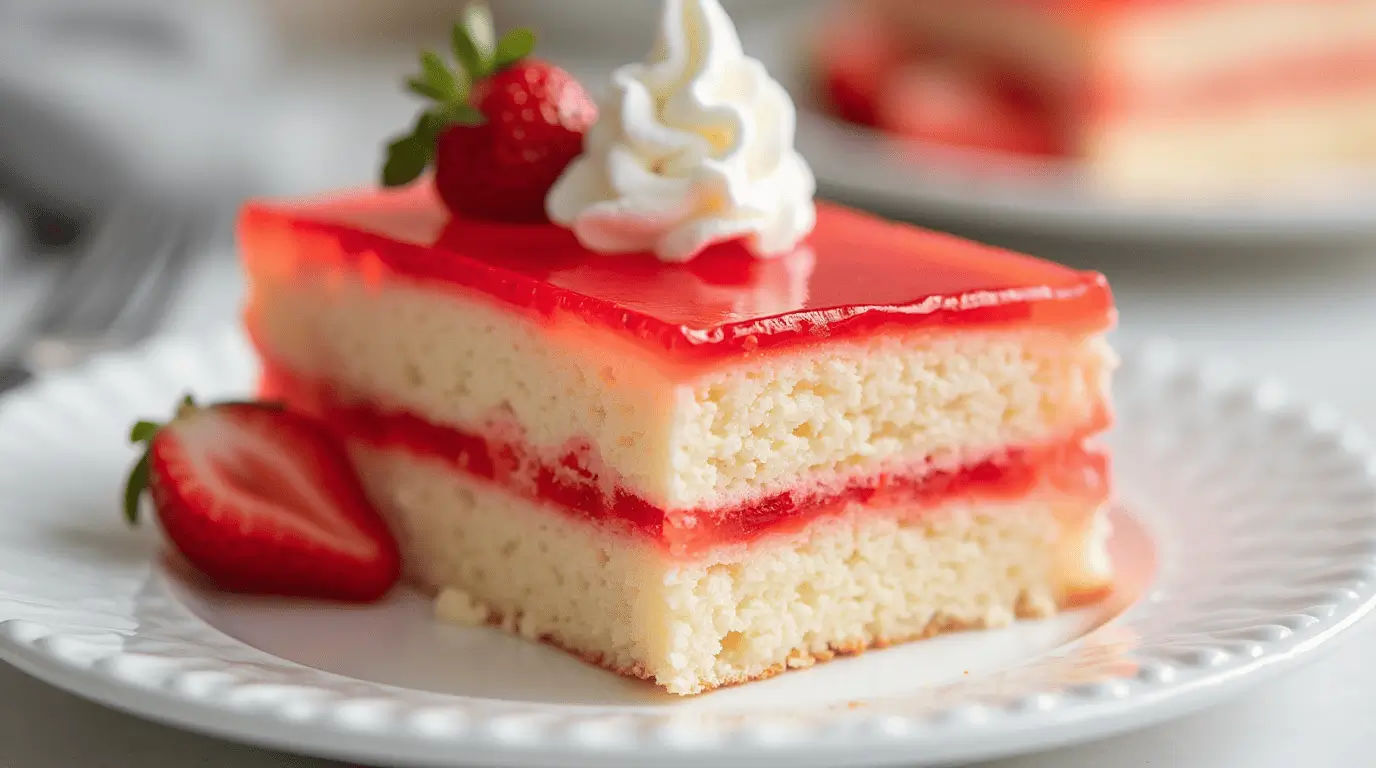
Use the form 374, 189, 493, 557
240, 189, 1113, 365
260, 361, 1110, 557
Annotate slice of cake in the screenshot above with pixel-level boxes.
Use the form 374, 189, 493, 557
241, 187, 1116, 694
239, 0, 1116, 695
821, 0, 1376, 196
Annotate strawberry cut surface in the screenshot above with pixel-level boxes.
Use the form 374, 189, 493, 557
127, 401, 401, 603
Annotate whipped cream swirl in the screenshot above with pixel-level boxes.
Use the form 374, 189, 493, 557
546, 0, 817, 263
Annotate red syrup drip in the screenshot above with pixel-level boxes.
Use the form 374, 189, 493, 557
239, 189, 1115, 366
260, 362, 1110, 557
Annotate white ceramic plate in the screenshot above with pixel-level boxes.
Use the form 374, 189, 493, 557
1, 329, 1375, 768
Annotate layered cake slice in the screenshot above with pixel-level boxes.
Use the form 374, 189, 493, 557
239, 0, 1116, 694
241, 187, 1115, 693
822, 0, 1376, 195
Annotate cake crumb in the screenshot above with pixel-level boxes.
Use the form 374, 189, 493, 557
786, 651, 816, 670
516, 613, 543, 640
434, 588, 491, 627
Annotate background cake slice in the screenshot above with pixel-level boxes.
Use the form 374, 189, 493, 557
240, 186, 1116, 694
829, 0, 1376, 195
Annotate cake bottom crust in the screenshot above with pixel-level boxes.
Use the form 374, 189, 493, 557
352, 444, 1113, 696
438, 587, 1067, 694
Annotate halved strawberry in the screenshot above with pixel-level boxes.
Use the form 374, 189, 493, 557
124, 397, 401, 603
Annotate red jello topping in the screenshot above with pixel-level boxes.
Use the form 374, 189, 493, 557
240, 186, 1113, 364
261, 361, 1110, 557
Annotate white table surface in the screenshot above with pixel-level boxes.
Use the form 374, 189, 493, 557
6, 47, 1376, 768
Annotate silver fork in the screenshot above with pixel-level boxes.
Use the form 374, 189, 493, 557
0, 200, 202, 393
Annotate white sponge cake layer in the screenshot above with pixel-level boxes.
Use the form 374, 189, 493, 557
248, 264, 1113, 510
355, 444, 1112, 695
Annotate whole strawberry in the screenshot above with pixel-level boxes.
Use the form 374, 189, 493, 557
124, 397, 402, 603
381, 3, 597, 222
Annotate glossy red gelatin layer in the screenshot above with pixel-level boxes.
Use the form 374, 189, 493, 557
261, 361, 1110, 556
240, 186, 1113, 365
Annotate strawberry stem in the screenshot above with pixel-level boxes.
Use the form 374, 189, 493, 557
381, 2, 540, 188
175, 394, 199, 421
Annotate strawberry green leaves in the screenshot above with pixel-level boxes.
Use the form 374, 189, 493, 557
123, 405, 177, 527
382, 2, 540, 188
123, 450, 153, 526
453, 2, 495, 77
412, 50, 465, 101
384, 113, 443, 188
129, 420, 161, 443
383, 136, 430, 188
495, 29, 536, 70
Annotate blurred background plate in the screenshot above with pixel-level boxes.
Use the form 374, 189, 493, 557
737, 6, 1376, 248
795, 110, 1376, 247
